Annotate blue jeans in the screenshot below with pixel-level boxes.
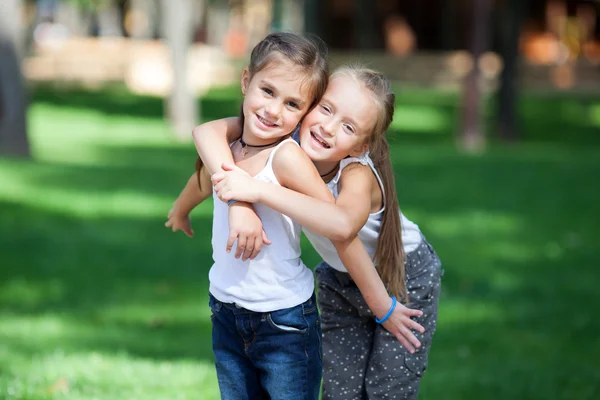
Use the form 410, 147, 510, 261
209, 293, 322, 400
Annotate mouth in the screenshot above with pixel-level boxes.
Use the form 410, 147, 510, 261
310, 131, 331, 149
256, 114, 278, 128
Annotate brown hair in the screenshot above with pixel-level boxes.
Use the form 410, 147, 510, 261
332, 66, 407, 302
195, 32, 329, 186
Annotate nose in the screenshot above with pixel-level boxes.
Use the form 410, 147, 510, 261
320, 118, 336, 137
265, 100, 283, 119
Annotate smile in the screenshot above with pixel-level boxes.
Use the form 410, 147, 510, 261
256, 114, 278, 128
310, 131, 331, 148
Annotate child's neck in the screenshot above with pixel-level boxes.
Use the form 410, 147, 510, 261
313, 161, 341, 183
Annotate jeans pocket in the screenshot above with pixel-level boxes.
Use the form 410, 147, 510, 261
208, 295, 222, 319
267, 304, 309, 334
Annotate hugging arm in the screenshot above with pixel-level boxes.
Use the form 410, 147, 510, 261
190, 117, 269, 260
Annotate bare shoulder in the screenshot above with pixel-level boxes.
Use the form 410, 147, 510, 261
339, 162, 374, 191
192, 117, 242, 143
271, 141, 322, 191
272, 140, 306, 164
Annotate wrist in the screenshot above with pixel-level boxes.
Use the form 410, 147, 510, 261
371, 296, 394, 321
375, 296, 397, 324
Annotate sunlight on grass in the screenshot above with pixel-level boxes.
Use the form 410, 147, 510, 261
590, 103, 600, 127
391, 105, 450, 133
438, 299, 506, 326
0, 348, 218, 400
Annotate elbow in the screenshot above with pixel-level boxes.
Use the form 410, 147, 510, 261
329, 217, 355, 242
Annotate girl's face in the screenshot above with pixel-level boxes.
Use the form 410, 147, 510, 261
299, 74, 377, 163
241, 60, 312, 144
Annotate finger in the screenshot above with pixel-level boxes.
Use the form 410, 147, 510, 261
407, 318, 425, 334
165, 220, 172, 228
184, 227, 193, 238
401, 326, 422, 349
226, 232, 237, 253
167, 209, 174, 218
213, 180, 225, 192
405, 308, 424, 318
211, 172, 225, 182
395, 332, 415, 354
250, 236, 262, 260
261, 230, 272, 245
241, 241, 254, 261
221, 162, 235, 171
235, 235, 247, 259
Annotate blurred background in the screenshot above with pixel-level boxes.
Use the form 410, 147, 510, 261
0, 0, 599, 399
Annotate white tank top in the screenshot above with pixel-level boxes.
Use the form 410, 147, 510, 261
303, 152, 422, 273
209, 139, 314, 312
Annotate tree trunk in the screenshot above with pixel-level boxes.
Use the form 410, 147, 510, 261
97, 1, 124, 37
460, 0, 492, 152
497, 0, 528, 141
304, 0, 321, 37
0, 0, 30, 158
162, 0, 197, 140
279, 0, 304, 33
129, 0, 158, 40
355, 0, 377, 49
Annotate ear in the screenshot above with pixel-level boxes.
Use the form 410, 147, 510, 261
241, 67, 250, 95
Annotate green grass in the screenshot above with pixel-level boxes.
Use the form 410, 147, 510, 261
1, 85, 599, 399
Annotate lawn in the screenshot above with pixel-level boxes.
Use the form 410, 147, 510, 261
0, 85, 599, 399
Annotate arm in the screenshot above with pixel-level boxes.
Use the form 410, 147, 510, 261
192, 117, 268, 259
192, 117, 241, 174
165, 167, 212, 237
212, 163, 374, 241
333, 237, 424, 353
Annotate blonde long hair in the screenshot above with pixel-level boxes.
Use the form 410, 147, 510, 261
332, 66, 407, 302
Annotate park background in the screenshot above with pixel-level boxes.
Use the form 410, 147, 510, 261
1, 0, 599, 399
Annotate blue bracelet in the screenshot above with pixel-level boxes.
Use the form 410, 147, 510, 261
227, 199, 238, 206
375, 296, 397, 324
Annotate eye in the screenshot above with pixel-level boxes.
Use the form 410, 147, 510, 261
320, 104, 331, 114
287, 101, 299, 109
262, 87, 273, 96
344, 124, 355, 134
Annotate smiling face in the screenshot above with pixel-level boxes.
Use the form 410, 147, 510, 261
241, 59, 312, 145
299, 74, 378, 165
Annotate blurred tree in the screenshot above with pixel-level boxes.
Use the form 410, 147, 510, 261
0, 0, 30, 157
497, 0, 529, 141
161, 0, 198, 139
460, 0, 492, 152
356, 0, 377, 49
271, 0, 304, 32
129, 0, 158, 39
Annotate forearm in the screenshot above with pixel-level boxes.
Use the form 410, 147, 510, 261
255, 181, 354, 241
333, 237, 393, 319
173, 173, 210, 216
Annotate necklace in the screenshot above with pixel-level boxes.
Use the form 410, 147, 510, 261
319, 164, 339, 178
239, 135, 286, 156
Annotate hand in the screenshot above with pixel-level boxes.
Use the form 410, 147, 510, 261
165, 208, 194, 238
228, 202, 271, 260
380, 300, 425, 354
212, 163, 262, 203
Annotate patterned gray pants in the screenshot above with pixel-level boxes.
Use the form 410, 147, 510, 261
315, 238, 443, 400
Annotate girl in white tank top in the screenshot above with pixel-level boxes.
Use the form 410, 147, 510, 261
168, 32, 333, 399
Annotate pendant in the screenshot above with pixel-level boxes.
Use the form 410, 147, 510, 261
242, 146, 248, 156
